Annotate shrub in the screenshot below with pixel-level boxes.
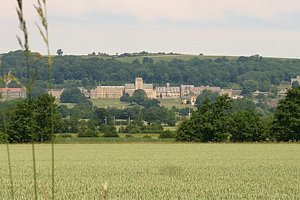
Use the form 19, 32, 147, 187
143, 135, 152, 139
99, 124, 119, 137
61, 133, 73, 138
102, 132, 119, 137
159, 130, 175, 138
78, 127, 98, 137
125, 134, 133, 138
0, 132, 6, 143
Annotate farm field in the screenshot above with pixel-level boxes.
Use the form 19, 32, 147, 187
0, 143, 299, 199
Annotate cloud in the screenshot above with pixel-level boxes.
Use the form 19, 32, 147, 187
1, 0, 300, 57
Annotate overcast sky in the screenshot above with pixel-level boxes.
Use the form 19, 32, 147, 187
1, 0, 300, 57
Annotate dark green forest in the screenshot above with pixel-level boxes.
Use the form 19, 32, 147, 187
1, 50, 300, 95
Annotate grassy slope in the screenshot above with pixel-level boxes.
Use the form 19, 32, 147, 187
91, 98, 129, 108
1, 143, 298, 199
81, 54, 238, 63
91, 98, 196, 110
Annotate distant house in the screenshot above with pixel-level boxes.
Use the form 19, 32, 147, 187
156, 83, 180, 98
78, 87, 90, 98
0, 88, 26, 99
181, 95, 197, 105
48, 88, 64, 98
277, 89, 287, 99
252, 90, 270, 97
291, 76, 300, 85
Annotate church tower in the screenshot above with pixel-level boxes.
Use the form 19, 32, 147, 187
135, 77, 143, 89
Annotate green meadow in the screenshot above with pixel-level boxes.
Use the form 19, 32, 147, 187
1, 143, 299, 199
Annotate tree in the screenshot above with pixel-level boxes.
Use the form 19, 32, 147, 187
130, 89, 148, 105
176, 95, 232, 142
242, 80, 259, 96
7, 94, 61, 142
93, 108, 109, 125
77, 120, 98, 137
60, 87, 91, 105
292, 81, 299, 89
142, 57, 154, 64
56, 49, 63, 56
195, 89, 219, 107
230, 98, 256, 113
120, 93, 130, 103
132, 59, 141, 65
229, 110, 268, 142
272, 87, 300, 141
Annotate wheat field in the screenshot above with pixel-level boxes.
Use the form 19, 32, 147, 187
0, 143, 299, 199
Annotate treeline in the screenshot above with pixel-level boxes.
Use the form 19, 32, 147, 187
1, 51, 300, 95
1, 87, 299, 143
177, 87, 300, 142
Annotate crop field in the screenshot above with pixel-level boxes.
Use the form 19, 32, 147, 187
0, 143, 299, 199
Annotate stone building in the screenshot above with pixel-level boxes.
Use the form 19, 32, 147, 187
125, 77, 156, 98
291, 76, 300, 85
180, 85, 195, 97
0, 88, 26, 99
48, 88, 64, 98
90, 86, 125, 99
88, 77, 242, 100
90, 77, 156, 99
156, 83, 180, 98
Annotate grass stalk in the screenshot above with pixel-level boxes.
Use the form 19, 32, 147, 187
16, 1, 38, 199
2, 111, 14, 199
35, 0, 55, 198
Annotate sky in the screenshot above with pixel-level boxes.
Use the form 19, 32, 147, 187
1, 0, 300, 58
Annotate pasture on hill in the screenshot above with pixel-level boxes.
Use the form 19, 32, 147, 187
91, 98, 195, 109
1, 143, 299, 199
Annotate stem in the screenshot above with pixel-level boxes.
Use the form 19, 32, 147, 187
3, 111, 14, 199
43, 2, 55, 198
32, 141, 38, 200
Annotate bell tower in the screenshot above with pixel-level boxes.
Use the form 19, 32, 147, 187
135, 77, 143, 89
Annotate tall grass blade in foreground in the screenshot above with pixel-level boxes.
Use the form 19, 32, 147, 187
0, 71, 19, 199
2, 111, 14, 199
35, 0, 55, 198
16, 0, 38, 199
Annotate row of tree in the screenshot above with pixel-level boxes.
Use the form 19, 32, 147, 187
177, 87, 300, 142
1, 86, 299, 143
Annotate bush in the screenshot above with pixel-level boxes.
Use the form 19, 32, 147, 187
99, 124, 119, 137
124, 124, 142, 134
125, 134, 133, 138
60, 133, 73, 138
143, 135, 152, 139
0, 132, 6, 143
159, 130, 175, 138
78, 127, 98, 137
102, 132, 119, 137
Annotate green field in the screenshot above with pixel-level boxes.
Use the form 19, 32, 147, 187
159, 98, 195, 109
91, 98, 195, 110
120, 54, 237, 63
1, 143, 299, 199
91, 98, 129, 108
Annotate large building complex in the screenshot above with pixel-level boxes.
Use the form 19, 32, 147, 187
90, 77, 156, 99
89, 77, 240, 101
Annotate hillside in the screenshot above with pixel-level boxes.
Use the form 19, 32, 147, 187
0, 50, 299, 96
